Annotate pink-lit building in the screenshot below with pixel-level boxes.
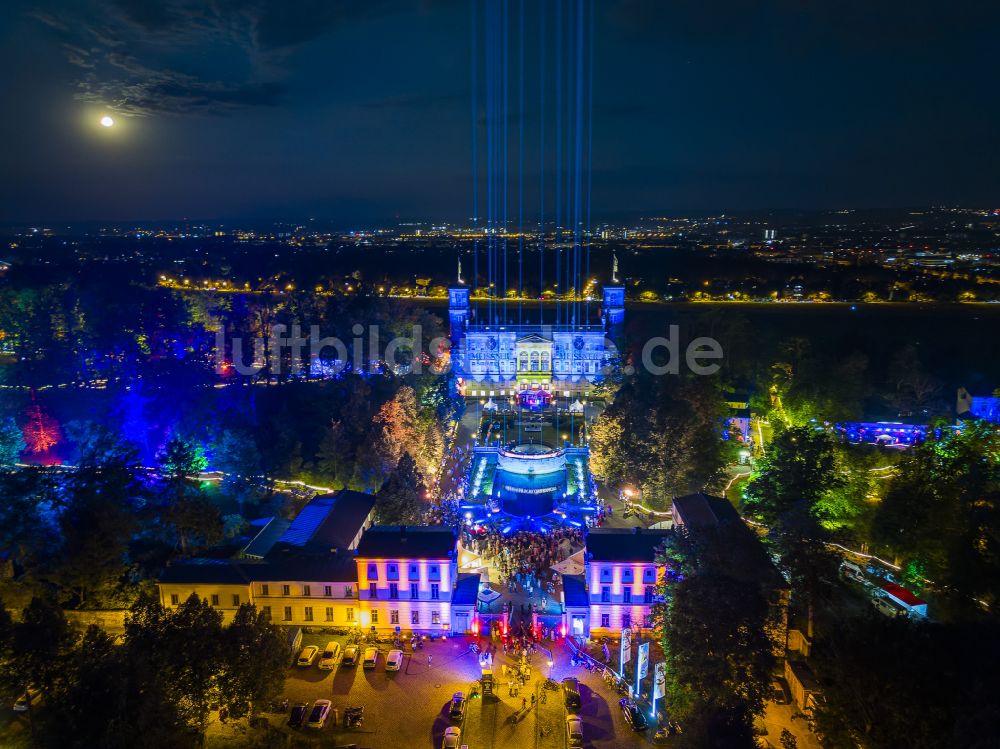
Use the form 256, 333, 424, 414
582, 528, 670, 637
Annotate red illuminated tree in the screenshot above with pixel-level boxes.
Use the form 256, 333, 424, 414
22, 401, 61, 454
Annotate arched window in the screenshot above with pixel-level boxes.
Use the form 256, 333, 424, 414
541, 352, 550, 370
519, 351, 528, 371
530, 352, 539, 371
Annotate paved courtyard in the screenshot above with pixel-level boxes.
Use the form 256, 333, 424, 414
212, 633, 656, 749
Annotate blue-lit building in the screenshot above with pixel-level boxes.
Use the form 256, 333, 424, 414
449, 286, 624, 399
957, 387, 1000, 424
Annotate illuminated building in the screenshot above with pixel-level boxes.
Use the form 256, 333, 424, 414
581, 528, 670, 638
449, 286, 624, 399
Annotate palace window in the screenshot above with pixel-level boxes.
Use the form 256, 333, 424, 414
304, 607, 313, 622
325, 607, 334, 622
282, 584, 290, 596
261, 584, 269, 596
262, 606, 271, 621
232, 594, 240, 606
210, 595, 219, 606
303, 585, 311, 596
601, 586, 611, 603
601, 614, 610, 628
432, 611, 441, 625
623, 589, 632, 604
170, 594, 179, 605
371, 610, 379, 624
389, 583, 399, 599
622, 613, 631, 630
283, 607, 292, 621
391, 610, 399, 625
324, 585, 332, 597
431, 584, 439, 600
346, 608, 354, 622
411, 610, 420, 625
410, 583, 419, 599
369, 583, 377, 599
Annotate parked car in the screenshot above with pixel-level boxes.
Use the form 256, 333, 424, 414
13, 687, 40, 713
562, 677, 581, 710
620, 698, 648, 730
363, 646, 379, 669
771, 678, 790, 704
442, 726, 462, 749
306, 699, 332, 729
287, 702, 309, 728
318, 642, 342, 670
448, 692, 467, 722
296, 645, 319, 667
386, 648, 404, 671
342, 645, 359, 666
565, 714, 585, 748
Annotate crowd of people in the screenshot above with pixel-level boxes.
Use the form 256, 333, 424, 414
464, 526, 584, 582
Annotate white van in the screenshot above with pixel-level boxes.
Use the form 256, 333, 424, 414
873, 595, 905, 618
318, 641, 342, 670
839, 561, 865, 583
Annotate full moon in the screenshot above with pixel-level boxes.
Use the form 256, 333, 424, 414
100, 115, 114, 128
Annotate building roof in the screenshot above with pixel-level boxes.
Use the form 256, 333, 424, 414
673, 493, 788, 592
881, 583, 926, 608
672, 492, 742, 529
242, 516, 292, 559
269, 491, 376, 556
251, 554, 358, 583
562, 574, 589, 608
355, 525, 457, 559
585, 528, 670, 563
159, 559, 252, 586
160, 553, 358, 586
452, 573, 482, 606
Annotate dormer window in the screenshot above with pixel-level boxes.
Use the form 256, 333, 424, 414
367, 563, 378, 580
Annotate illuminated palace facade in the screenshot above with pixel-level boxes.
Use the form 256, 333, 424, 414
449, 286, 625, 399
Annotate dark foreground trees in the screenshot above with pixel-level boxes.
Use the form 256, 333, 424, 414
0, 594, 287, 748
654, 526, 778, 749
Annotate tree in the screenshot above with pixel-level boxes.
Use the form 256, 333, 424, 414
316, 419, 355, 489
12, 598, 74, 702
157, 434, 207, 482
376, 452, 426, 524
0, 467, 58, 571
160, 491, 223, 556
125, 593, 224, 738
219, 604, 288, 721
872, 421, 1000, 614
212, 428, 265, 511
0, 416, 25, 466
22, 400, 61, 454
743, 427, 844, 637
655, 527, 775, 746
52, 455, 139, 605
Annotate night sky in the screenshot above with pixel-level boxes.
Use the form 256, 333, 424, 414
0, 0, 997, 224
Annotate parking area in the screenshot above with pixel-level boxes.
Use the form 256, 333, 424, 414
212, 634, 656, 748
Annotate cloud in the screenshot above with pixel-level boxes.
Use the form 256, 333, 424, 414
29, 0, 442, 116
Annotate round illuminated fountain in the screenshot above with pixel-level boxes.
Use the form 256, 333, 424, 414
495, 443, 566, 517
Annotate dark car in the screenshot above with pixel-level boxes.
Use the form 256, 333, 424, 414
287, 702, 309, 728
620, 698, 648, 730
448, 692, 467, 723
562, 677, 581, 710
